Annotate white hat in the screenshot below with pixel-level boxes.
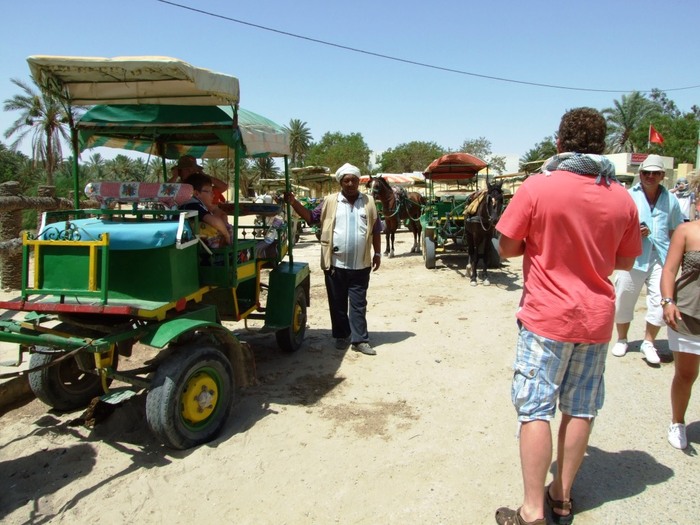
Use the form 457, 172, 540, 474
639, 154, 665, 173
335, 163, 361, 182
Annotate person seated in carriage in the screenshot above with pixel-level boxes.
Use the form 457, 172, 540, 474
179, 173, 233, 249
169, 155, 229, 223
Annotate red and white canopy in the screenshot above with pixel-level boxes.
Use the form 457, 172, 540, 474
359, 173, 424, 187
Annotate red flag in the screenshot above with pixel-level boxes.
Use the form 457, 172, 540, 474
649, 125, 664, 144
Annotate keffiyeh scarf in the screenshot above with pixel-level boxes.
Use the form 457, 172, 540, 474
541, 153, 619, 186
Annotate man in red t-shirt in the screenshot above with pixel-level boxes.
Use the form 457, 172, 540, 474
493, 108, 642, 525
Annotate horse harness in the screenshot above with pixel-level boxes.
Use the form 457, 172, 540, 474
465, 189, 497, 231
370, 178, 421, 222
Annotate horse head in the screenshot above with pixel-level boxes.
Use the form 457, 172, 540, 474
486, 180, 504, 225
366, 174, 381, 197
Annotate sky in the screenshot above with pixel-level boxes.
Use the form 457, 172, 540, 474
2, 0, 699, 173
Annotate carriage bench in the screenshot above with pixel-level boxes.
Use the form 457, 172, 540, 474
23, 182, 201, 305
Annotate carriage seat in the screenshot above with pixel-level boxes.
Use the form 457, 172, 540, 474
38, 217, 194, 250
84, 181, 194, 209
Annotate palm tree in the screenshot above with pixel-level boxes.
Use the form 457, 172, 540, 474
603, 92, 660, 153
253, 157, 280, 179
519, 136, 557, 172
85, 152, 106, 180
3, 77, 73, 186
285, 119, 312, 167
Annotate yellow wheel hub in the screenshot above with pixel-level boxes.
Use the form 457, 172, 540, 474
181, 371, 218, 424
292, 303, 304, 333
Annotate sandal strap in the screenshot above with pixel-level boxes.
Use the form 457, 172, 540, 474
546, 485, 573, 512
495, 506, 546, 525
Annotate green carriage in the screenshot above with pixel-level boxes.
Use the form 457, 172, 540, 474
0, 56, 310, 449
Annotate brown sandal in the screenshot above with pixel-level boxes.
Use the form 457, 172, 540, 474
495, 506, 545, 525
546, 484, 574, 525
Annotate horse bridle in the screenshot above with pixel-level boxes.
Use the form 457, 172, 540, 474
475, 189, 502, 231
369, 177, 423, 222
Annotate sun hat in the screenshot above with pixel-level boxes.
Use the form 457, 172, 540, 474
639, 154, 665, 173
335, 163, 361, 182
172, 155, 203, 173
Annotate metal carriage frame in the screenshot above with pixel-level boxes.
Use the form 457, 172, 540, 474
0, 55, 310, 449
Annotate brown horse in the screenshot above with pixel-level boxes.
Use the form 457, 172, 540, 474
367, 175, 425, 257
463, 181, 504, 285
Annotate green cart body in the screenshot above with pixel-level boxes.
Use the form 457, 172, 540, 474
0, 55, 311, 449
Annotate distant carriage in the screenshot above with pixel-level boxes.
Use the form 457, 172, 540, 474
420, 153, 503, 278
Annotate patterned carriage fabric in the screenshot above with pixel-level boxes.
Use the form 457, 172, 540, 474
84, 181, 194, 208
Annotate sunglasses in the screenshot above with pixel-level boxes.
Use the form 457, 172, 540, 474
640, 171, 663, 176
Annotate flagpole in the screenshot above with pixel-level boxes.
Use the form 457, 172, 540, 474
648, 124, 651, 150
696, 126, 700, 170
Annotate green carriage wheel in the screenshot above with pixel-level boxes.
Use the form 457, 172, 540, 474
28, 347, 118, 411
275, 287, 307, 353
146, 344, 234, 450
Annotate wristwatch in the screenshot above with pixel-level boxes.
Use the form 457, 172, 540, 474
660, 298, 675, 307
373, 253, 381, 258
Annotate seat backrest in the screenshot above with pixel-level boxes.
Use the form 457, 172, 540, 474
84, 181, 193, 208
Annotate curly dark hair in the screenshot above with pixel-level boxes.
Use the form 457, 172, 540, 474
558, 107, 607, 155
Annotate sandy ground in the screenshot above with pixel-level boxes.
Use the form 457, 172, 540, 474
0, 227, 697, 525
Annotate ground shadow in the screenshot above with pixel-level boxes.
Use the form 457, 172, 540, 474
439, 256, 521, 291
554, 445, 674, 513
0, 409, 172, 523
625, 339, 673, 367
682, 421, 700, 456
221, 327, 354, 437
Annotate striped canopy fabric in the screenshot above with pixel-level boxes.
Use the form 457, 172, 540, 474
359, 173, 424, 187
77, 105, 290, 158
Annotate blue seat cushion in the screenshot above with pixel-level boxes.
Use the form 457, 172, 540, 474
40, 218, 192, 250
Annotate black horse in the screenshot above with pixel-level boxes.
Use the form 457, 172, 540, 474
463, 181, 504, 285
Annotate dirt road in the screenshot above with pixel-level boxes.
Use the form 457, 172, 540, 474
0, 228, 697, 524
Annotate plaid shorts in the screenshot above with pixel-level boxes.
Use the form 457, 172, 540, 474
511, 327, 608, 421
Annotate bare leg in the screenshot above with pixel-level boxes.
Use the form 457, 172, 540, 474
644, 322, 661, 344
549, 415, 592, 517
615, 322, 631, 341
671, 352, 700, 424
518, 420, 549, 522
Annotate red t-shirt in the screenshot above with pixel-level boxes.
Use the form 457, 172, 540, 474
497, 170, 641, 343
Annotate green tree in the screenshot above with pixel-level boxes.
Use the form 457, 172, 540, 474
376, 141, 445, 173
3, 77, 74, 186
459, 137, 507, 174
602, 91, 660, 153
0, 142, 35, 187
305, 132, 371, 173
285, 119, 312, 167
649, 88, 681, 118
519, 136, 557, 172
629, 112, 700, 164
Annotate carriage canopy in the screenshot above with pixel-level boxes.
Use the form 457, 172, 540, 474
423, 153, 488, 181
77, 104, 290, 159
27, 55, 240, 106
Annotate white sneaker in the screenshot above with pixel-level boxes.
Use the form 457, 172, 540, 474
640, 341, 661, 364
611, 340, 628, 357
668, 422, 688, 449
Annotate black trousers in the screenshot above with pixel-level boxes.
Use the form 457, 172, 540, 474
324, 266, 371, 343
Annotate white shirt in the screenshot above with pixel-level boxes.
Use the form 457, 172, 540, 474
332, 192, 370, 270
